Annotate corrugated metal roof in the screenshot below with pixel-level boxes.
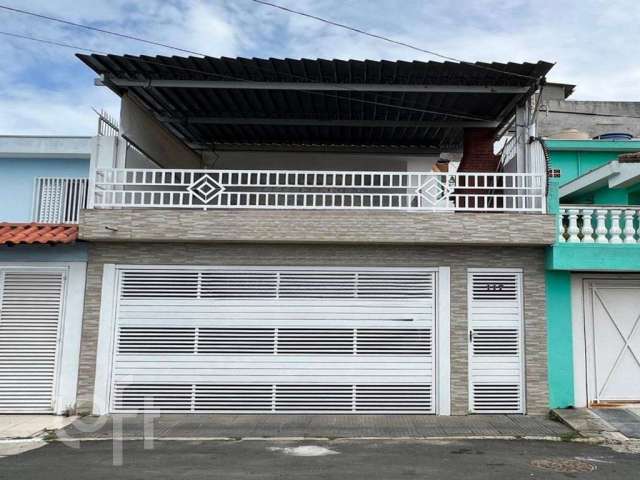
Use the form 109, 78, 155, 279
78, 54, 552, 149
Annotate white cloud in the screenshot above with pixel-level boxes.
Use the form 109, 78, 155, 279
0, 0, 638, 135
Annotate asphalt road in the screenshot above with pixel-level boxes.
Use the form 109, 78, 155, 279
1, 439, 639, 479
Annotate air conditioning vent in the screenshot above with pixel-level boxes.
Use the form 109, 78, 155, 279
471, 273, 518, 301
471, 384, 521, 413
472, 329, 519, 356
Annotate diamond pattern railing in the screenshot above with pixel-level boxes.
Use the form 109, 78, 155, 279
93, 169, 546, 212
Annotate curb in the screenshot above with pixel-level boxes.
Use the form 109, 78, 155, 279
47, 434, 573, 443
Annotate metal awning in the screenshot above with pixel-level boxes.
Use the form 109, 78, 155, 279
78, 54, 553, 150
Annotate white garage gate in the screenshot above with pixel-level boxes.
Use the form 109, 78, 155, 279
0, 269, 65, 413
95, 266, 449, 414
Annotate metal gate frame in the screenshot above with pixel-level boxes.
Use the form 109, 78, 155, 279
0, 263, 86, 414
572, 274, 640, 407
467, 268, 526, 414
93, 265, 451, 415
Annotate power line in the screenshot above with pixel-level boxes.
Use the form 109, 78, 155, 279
0, 4, 207, 57
250, 0, 539, 80
0, 4, 489, 120
0, 3, 532, 119
2, 1, 541, 83
0, 30, 109, 54
0, 29, 489, 121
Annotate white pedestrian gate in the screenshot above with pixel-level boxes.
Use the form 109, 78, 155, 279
468, 269, 524, 413
103, 267, 440, 414
585, 279, 640, 403
0, 269, 65, 412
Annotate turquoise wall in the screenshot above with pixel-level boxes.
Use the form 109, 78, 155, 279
545, 140, 640, 205
545, 140, 640, 185
0, 157, 89, 222
545, 270, 574, 408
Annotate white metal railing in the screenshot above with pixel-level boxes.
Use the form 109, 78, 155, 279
93, 168, 546, 212
558, 206, 640, 244
32, 177, 89, 224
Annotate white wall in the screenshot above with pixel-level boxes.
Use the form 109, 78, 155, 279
210, 150, 440, 171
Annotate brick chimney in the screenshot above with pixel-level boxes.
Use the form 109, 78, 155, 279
458, 128, 499, 172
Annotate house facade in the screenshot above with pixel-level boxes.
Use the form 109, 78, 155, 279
0, 136, 90, 414
547, 139, 640, 409
65, 54, 557, 416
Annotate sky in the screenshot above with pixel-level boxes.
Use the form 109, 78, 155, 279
1, 0, 639, 135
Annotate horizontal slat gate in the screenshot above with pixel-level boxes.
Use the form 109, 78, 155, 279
110, 268, 436, 414
0, 270, 64, 413
468, 270, 524, 414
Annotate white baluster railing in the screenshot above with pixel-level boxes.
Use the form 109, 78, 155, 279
558, 206, 640, 244
32, 177, 89, 224
92, 168, 546, 213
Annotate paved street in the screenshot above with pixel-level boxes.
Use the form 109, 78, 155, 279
1, 439, 639, 479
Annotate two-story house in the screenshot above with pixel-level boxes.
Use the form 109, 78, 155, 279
69, 54, 556, 417
546, 138, 640, 409
0, 135, 90, 414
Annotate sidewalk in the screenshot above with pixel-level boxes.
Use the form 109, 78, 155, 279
0, 415, 76, 440
554, 407, 640, 441
57, 414, 572, 440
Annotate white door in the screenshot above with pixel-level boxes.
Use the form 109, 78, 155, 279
585, 279, 640, 403
0, 269, 65, 413
103, 267, 440, 414
468, 269, 525, 414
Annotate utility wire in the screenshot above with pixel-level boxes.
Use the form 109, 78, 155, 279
0, 4, 207, 57
0, 28, 489, 121
0, 3, 534, 119
0, 30, 109, 54
250, 0, 539, 80
0, 4, 490, 120
1, 1, 540, 82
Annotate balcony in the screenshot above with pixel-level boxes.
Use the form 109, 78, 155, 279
93, 168, 546, 213
558, 206, 640, 244
78, 168, 556, 245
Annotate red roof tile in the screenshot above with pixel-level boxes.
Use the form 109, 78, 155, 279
0, 223, 78, 245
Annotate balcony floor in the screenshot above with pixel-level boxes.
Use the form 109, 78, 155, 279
79, 208, 556, 246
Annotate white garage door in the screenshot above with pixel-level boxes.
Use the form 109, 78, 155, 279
0, 269, 65, 413
585, 278, 640, 403
105, 267, 439, 414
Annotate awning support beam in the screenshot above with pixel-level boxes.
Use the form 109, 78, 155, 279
98, 75, 529, 94
159, 116, 499, 128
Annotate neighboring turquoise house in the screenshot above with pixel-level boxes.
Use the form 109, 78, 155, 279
545, 139, 640, 408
